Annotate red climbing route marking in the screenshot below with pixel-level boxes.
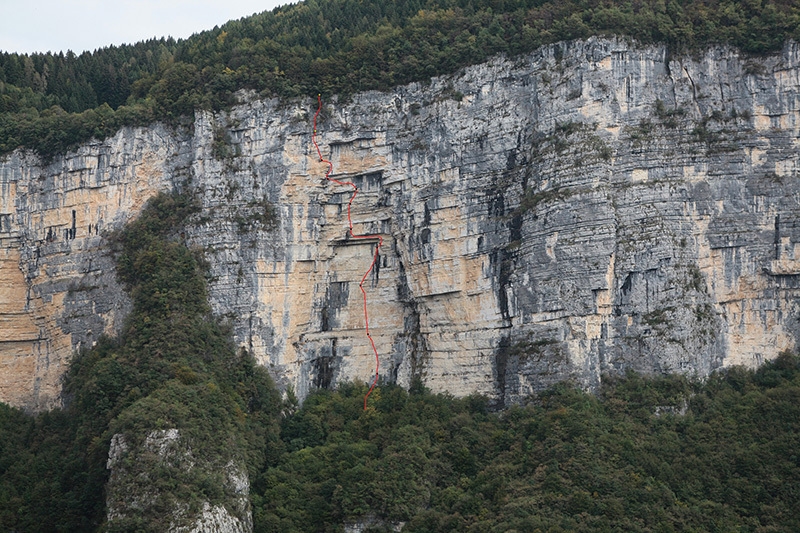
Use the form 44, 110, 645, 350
312, 94, 383, 410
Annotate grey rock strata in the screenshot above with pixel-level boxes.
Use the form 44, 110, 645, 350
2, 37, 800, 411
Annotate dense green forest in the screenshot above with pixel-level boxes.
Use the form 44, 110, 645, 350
1, 0, 800, 158
254, 359, 800, 532
0, 191, 798, 530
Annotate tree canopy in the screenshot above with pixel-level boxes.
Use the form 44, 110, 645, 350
254, 355, 800, 532
1, 0, 799, 159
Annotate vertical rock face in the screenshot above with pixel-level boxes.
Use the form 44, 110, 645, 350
3, 37, 800, 410
0, 131, 180, 410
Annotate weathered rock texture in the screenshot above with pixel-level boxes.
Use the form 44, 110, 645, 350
106, 430, 251, 532
3, 37, 800, 410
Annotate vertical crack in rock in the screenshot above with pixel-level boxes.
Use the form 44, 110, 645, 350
312, 339, 336, 389
494, 335, 511, 409
394, 256, 429, 385
321, 281, 349, 332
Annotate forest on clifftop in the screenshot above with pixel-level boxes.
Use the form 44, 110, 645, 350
1, 0, 799, 158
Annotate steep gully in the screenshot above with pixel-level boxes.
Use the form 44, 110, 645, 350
312, 95, 382, 409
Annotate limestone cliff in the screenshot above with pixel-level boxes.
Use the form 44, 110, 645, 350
3, 37, 800, 411
106, 430, 251, 532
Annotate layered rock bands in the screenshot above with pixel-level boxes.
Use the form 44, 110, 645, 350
3, 37, 800, 411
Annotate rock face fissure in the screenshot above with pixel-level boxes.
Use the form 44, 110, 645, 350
3, 37, 800, 410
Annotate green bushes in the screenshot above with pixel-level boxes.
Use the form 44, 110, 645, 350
254, 354, 800, 532
2, 0, 800, 158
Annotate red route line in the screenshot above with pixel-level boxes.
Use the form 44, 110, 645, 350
312, 94, 382, 410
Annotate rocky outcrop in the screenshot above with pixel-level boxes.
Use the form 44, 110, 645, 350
106, 430, 251, 532
3, 37, 800, 410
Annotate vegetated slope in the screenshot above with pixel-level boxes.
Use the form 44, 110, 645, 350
254, 356, 800, 532
0, 193, 282, 531
2, 0, 799, 158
